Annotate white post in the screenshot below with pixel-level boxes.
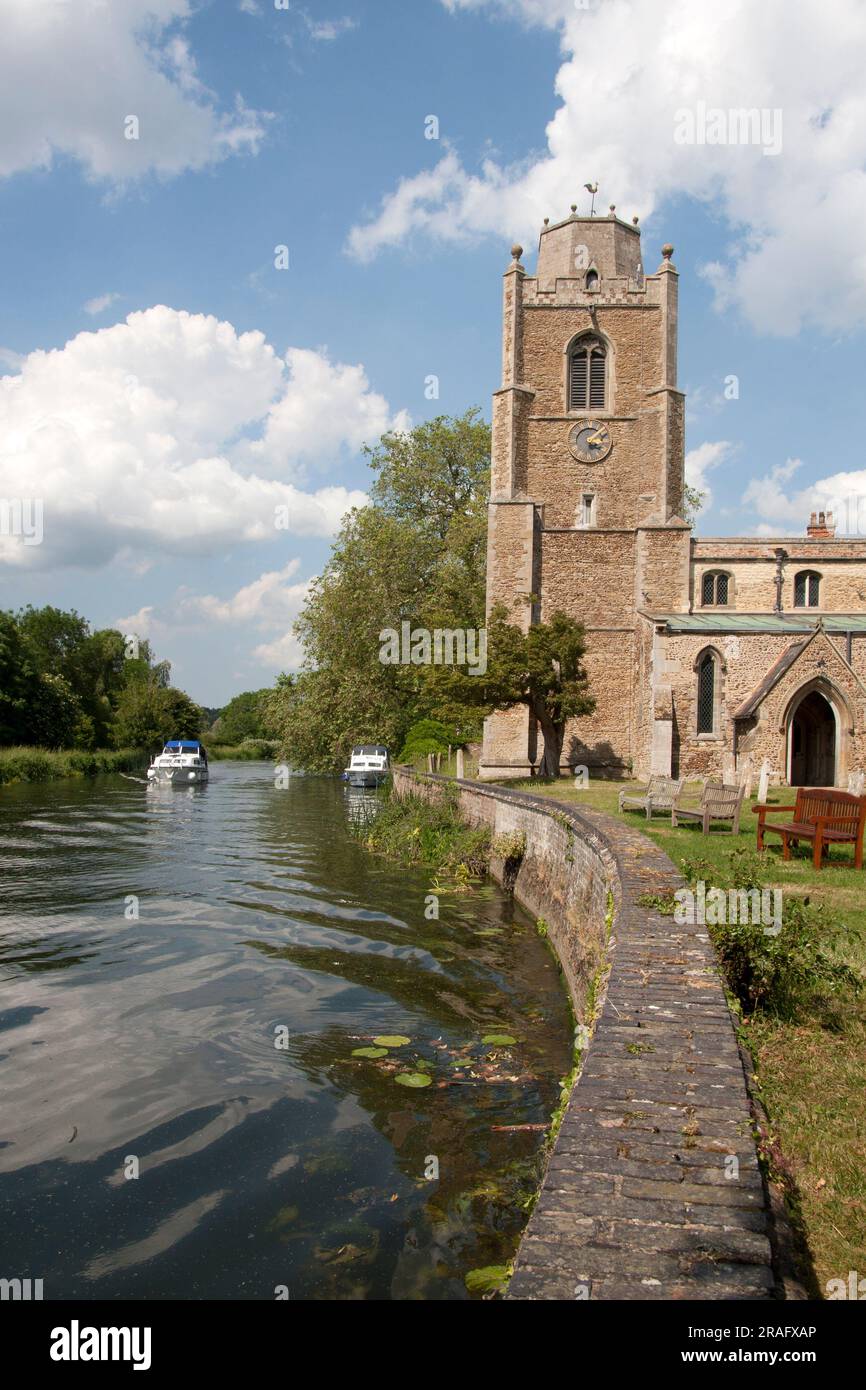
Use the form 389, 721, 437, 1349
456, 748, 465, 780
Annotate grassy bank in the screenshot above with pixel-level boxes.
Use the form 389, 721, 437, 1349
207, 740, 279, 761
495, 774, 865, 1297
348, 785, 493, 884
0, 746, 145, 785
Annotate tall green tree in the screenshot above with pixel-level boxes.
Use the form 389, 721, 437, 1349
0, 612, 37, 744
212, 689, 271, 745
112, 681, 203, 752
427, 603, 597, 778
269, 410, 491, 771
12, 606, 165, 746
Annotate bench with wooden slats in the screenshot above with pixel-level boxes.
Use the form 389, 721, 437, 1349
753, 787, 866, 870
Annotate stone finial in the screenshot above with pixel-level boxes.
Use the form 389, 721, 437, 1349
570, 204, 577, 214
609, 204, 616, 214
633, 215, 639, 225
511, 243, 523, 262
543, 217, 549, 226
661, 243, 674, 261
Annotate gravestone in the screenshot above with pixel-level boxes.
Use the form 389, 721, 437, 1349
757, 759, 771, 804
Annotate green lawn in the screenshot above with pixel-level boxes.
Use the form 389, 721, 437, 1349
496, 775, 866, 1297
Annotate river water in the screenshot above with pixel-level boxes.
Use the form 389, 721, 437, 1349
0, 763, 572, 1300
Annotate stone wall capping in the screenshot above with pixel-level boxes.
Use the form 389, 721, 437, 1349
394, 768, 781, 1301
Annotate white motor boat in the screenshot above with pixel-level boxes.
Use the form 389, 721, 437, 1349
343, 745, 390, 788
147, 739, 209, 785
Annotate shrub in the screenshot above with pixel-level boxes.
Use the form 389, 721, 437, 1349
684, 849, 861, 1020
349, 786, 492, 879
397, 719, 464, 763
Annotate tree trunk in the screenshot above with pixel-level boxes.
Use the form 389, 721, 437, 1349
536, 709, 564, 778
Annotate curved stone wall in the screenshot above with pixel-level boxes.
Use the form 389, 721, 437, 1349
393, 769, 776, 1301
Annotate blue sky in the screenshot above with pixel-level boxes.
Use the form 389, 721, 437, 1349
1, 0, 865, 705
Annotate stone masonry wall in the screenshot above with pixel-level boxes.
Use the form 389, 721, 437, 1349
392, 768, 776, 1300
661, 629, 866, 780
690, 541, 866, 613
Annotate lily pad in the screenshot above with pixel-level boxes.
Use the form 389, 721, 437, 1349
395, 1072, 432, 1088
481, 1033, 517, 1046
373, 1035, 411, 1047
352, 1046, 389, 1059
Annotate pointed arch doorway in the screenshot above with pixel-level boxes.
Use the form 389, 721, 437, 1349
788, 689, 837, 786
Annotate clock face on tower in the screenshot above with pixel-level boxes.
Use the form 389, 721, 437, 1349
569, 419, 612, 464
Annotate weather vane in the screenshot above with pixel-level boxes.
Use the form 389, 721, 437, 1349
584, 181, 599, 216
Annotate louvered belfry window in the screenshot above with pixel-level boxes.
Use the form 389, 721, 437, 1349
697, 654, 716, 734
569, 337, 606, 411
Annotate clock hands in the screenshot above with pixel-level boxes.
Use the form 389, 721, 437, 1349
570, 422, 611, 462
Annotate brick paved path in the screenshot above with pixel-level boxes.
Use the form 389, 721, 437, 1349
506, 801, 776, 1301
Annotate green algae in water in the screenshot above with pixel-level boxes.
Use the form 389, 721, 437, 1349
465, 1265, 510, 1294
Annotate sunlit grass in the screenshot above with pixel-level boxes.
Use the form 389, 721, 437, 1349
493, 773, 866, 1296
0, 746, 143, 784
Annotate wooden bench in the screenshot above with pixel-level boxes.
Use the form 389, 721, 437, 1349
753, 787, 866, 870
618, 775, 684, 820
672, 781, 745, 835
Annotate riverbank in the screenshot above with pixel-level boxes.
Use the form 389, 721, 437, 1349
393, 769, 776, 1300
0, 746, 144, 784
347, 783, 493, 882
208, 740, 279, 760
496, 776, 865, 1297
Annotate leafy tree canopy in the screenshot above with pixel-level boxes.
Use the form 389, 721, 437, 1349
0, 605, 197, 752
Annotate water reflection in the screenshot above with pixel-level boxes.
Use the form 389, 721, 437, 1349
0, 764, 571, 1299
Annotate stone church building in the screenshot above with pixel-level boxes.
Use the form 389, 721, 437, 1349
479, 208, 866, 787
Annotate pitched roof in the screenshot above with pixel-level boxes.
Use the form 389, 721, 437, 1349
733, 641, 809, 719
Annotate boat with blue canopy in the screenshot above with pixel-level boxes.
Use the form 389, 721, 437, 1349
147, 739, 209, 785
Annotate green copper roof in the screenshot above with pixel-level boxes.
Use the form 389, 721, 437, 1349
656, 614, 866, 634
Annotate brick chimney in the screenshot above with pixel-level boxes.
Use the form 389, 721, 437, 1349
806, 509, 836, 538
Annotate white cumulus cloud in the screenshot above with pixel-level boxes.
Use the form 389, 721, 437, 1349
0, 0, 268, 184
0, 306, 406, 569
180, 560, 311, 628
743, 458, 866, 537
349, 0, 866, 334
116, 561, 313, 673
685, 440, 736, 510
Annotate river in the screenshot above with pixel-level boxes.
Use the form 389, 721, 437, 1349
0, 763, 572, 1300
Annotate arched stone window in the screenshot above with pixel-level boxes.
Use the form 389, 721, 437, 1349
585, 269, 599, 292
568, 334, 606, 411
701, 570, 732, 606
695, 648, 724, 736
794, 570, 821, 608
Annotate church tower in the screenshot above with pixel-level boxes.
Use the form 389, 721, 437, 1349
479, 205, 691, 778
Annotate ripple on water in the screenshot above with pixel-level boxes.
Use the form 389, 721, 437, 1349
0, 764, 573, 1299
